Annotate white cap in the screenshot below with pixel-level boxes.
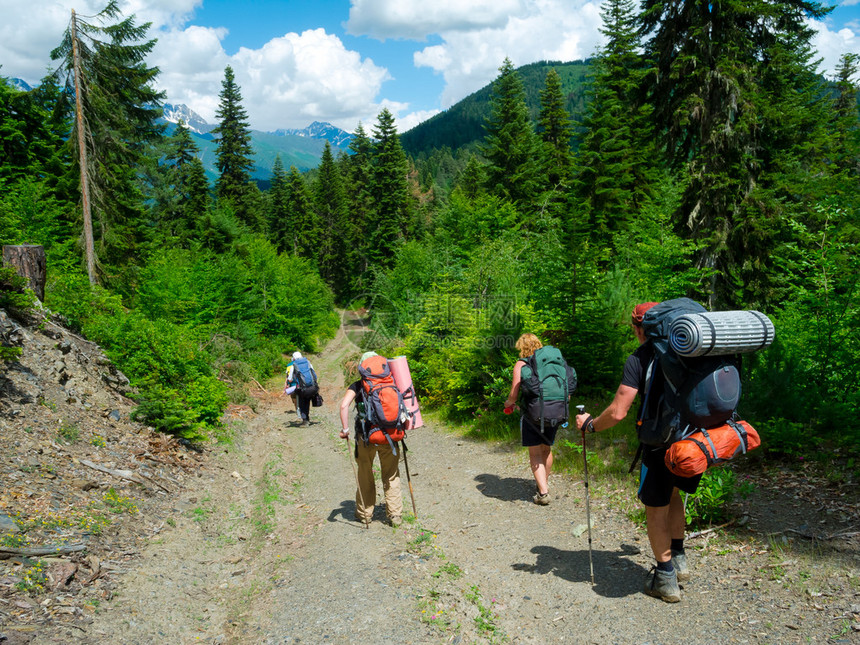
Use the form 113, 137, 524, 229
292, 351, 302, 360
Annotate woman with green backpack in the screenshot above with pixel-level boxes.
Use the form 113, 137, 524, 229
505, 333, 558, 506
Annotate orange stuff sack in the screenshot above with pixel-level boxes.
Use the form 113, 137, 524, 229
664, 420, 760, 478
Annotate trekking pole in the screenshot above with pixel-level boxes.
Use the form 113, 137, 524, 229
346, 436, 370, 529
576, 404, 595, 586
400, 440, 418, 518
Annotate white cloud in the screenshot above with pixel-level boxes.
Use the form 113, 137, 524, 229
810, 19, 860, 78
225, 29, 392, 131
346, 0, 528, 40
0, 0, 104, 84
396, 109, 442, 133
413, 0, 603, 108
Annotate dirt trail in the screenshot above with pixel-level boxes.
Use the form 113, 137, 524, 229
39, 317, 860, 644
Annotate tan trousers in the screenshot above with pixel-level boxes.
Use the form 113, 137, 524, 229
354, 440, 403, 522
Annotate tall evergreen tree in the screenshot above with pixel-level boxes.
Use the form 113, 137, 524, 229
571, 0, 657, 246
285, 166, 317, 259
480, 58, 543, 213
166, 121, 206, 244
641, 0, 831, 304
828, 53, 860, 205
0, 74, 66, 183
212, 66, 255, 226
51, 0, 165, 283
314, 142, 352, 299
537, 68, 574, 188
268, 156, 289, 250
344, 122, 375, 276
369, 108, 411, 268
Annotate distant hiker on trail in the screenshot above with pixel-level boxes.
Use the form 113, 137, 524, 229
575, 302, 701, 603
338, 351, 404, 527
504, 333, 577, 506
283, 351, 319, 427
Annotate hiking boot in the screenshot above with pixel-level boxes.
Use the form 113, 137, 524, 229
671, 550, 690, 582
533, 492, 551, 505
389, 516, 402, 528
298, 419, 308, 427
644, 566, 680, 603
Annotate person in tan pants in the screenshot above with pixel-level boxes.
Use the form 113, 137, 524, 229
338, 353, 403, 526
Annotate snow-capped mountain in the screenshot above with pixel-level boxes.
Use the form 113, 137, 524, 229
269, 121, 353, 148
161, 103, 215, 135
5, 78, 32, 92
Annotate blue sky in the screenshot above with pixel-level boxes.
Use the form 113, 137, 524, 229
2, 0, 860, 134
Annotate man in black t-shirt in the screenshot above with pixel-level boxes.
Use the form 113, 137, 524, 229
575, 302, 701, 603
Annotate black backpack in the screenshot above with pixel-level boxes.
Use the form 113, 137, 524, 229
636, 298, 741, 448
519, 345, 578, 434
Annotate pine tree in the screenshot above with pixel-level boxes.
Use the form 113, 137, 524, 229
268, 156, 289, 251
285, 166, 317, 259
165, 121, 207, 244
369, 108, 411, 268
571, 0, 657, 246
0, 74, 66, 183
480, 58, 543, 213
537, 68, 574, 188
314, 142, 352, 299
828, 53, 860, 202
641, 0, 832, 304
51, 0, 165, 283
212, 66, 255, 226
344, 122, 375, 275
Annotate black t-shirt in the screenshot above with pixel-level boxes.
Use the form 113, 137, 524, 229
620, 341, 654, 394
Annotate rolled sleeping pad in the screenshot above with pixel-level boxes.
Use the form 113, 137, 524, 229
388, 355, 423, 429
669, 310, 775, 357
284, 385, 296, 395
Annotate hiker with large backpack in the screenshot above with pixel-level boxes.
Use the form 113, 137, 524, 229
283, 351, 319, 427
504, 333, 577, 506
575, 302, 697, 603
337, 351, 408, 527
574, 299, 770, 603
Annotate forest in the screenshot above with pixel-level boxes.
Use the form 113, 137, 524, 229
1, 0, 858, 497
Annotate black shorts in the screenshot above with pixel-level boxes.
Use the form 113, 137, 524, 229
637, 445, 702, 507
521, 415, 559, 447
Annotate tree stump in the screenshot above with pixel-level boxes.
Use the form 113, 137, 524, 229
2, 245, 47, 301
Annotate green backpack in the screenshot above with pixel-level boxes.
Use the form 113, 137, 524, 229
520, 345, 578, 433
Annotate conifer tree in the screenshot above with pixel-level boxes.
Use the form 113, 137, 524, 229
641, 0, 831, 304
828, 53, 860, 203
165, 121, 207, 244
212, 66, 256, 226
285, 166, 317, 259
0, 74, 66, 183
344, 122, 375, 275
454, 155, 487, 201
314, 142, 352, 299
268, 156, 289, 251
51, 0, 165, 283
481, 58, 543, 212
537, 68, 574, 188
571, 0, 656, 246
369, 108, 411, 268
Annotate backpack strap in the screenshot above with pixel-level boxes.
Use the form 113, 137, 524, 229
630, 357, 658, 473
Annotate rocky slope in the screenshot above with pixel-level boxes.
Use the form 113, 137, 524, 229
0, 308, 203, 643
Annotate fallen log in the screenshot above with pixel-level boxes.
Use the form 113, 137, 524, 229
0, 544, 86, 559
80, 459, 171, 492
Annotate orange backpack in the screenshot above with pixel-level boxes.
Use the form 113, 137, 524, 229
664, 419, 761, 478
357, 355, 407, 448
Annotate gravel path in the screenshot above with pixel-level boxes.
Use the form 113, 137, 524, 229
57, 323, 859, 645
